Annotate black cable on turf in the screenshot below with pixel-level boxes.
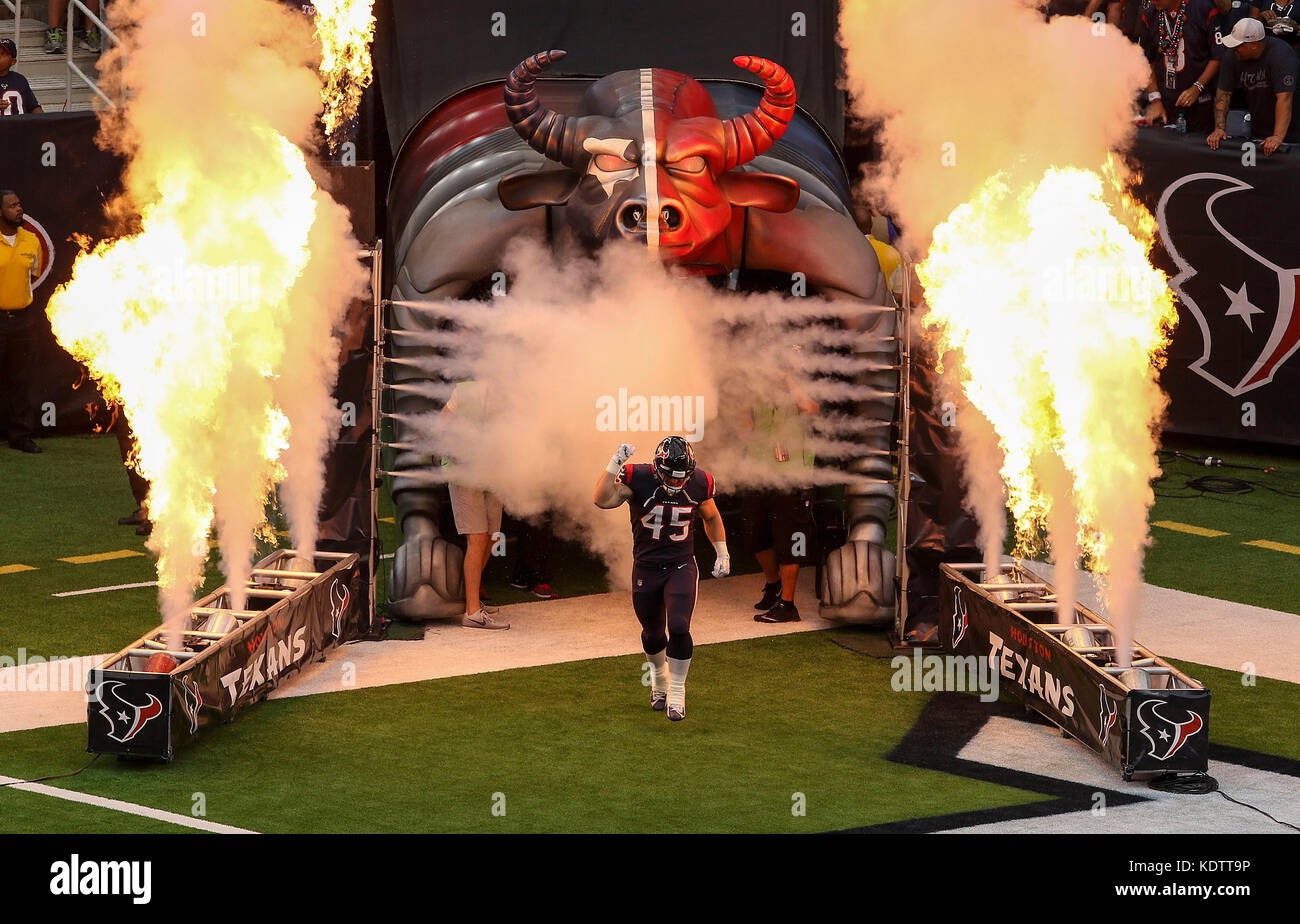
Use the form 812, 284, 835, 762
1217, 789, 1300, 833
0, 753, 100, 787
1149, 771, 1218, 794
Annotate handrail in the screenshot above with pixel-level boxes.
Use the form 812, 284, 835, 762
2, 0, 22, 49
66, 0, 120, 109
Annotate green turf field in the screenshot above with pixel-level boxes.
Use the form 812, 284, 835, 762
2, 434, 1297, 660
0, 633, 1296, 833
1, 433, 1298, 833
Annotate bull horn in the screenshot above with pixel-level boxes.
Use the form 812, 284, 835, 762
504, 50, 580, 166
722, 56, 797, 170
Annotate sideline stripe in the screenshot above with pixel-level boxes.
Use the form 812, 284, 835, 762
1245, 539, 1300, 556
53, 581, 159, 598
0, 775, 258, 833
1152, 520, 1229, 538
59, 550, 145, 565
0, 564, 37, 575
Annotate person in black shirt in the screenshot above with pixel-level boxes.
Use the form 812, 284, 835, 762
1220, 0, 1260, 29
1254, 2, 1300, 54
1141, 0, 1225, 132
593, 437, 729, 722
0, 39, 44, 116
1211, 16, 1298, 151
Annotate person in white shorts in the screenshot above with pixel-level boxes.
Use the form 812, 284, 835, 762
442, 381, 509, 629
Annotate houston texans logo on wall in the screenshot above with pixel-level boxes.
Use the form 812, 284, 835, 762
91, 681, 164, 744
22, 215, 55, 290
1135, 698, 1204, 762
1157, 173, 1300, 396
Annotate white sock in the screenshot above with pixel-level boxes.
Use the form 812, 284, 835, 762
645, 649, 667, 695
667, 656, 691, 711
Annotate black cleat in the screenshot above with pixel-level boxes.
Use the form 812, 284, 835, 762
9, 437, 41, 454
755, 600, 801, 623
667, 704, 685, 721
754, 580, 781, 611
651, 691, 666, 711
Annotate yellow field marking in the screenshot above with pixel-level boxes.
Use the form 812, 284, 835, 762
0, 564, 37, 575
58, 549, 146, 565
1244, 539, 1300, 556
1152, 520, 1229, 538
379, 517, 395, 523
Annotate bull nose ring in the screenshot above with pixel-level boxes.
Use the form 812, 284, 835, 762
618, 202, 645, 232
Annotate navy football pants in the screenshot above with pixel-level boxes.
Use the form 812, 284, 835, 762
632, 558, 698, 660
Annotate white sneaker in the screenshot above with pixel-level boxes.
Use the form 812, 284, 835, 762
461, 607, 509, 630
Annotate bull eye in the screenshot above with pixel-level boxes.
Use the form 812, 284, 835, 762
594, 153, 634, 172
667, 155, 707, 175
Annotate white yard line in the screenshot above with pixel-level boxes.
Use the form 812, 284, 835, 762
53, 581, 158, 598
0, 776, 258, 834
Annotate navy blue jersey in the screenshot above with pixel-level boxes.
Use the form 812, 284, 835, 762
617, 463, 715, 566
0, 71, 40, 116
1140, 0, 1225, 102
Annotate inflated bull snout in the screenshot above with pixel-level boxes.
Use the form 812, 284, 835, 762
616, 198, 685, 238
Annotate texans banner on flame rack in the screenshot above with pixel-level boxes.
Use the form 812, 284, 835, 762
939, 565, 1211, 778
86, 554, 362, 761
1133, 129, 1300, 446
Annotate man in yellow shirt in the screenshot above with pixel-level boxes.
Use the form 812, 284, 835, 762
1, 189, 45, 453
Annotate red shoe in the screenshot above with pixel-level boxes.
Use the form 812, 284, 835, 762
531, 583, 558, 599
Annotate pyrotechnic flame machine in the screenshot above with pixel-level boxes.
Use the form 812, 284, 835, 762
941, 561, 1211, 781
86, 549, 362, 761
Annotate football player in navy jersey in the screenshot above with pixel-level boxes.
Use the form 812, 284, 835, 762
593, 436, 730, 721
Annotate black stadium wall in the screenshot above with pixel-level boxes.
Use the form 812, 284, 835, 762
372, 0, 847, 153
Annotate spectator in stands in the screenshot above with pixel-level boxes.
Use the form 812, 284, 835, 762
1215, 0, 1260, 29
1254, 2, 1300, 55
440, 380, 510, 629
45, 1, 104, 55
0, 39, 44, 115
0, 190, 45, 454
1085, 1, 1124, 28
1210, 17, 1299, 151
1141, 0, 1226, 132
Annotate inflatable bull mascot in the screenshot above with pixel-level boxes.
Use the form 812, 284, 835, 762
387, 50, 897, 623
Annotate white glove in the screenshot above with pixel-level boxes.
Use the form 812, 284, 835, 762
711, 541, 730, 579
606, 443, 636, 474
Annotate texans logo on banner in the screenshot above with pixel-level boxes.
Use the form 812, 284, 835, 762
951, 586, 968, 646
91, 681, 164, 744
329, 579, 350, 638
181, 676, 202, 734
1135, 698, 1205, 761
22, 215, 54, 290
1157, 173, 1300, 396
1098, 685, 1118, 747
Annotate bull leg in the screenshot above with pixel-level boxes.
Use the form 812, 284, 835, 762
819, 285, 899, 625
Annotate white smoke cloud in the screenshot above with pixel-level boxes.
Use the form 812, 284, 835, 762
395, 239, 889, 585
